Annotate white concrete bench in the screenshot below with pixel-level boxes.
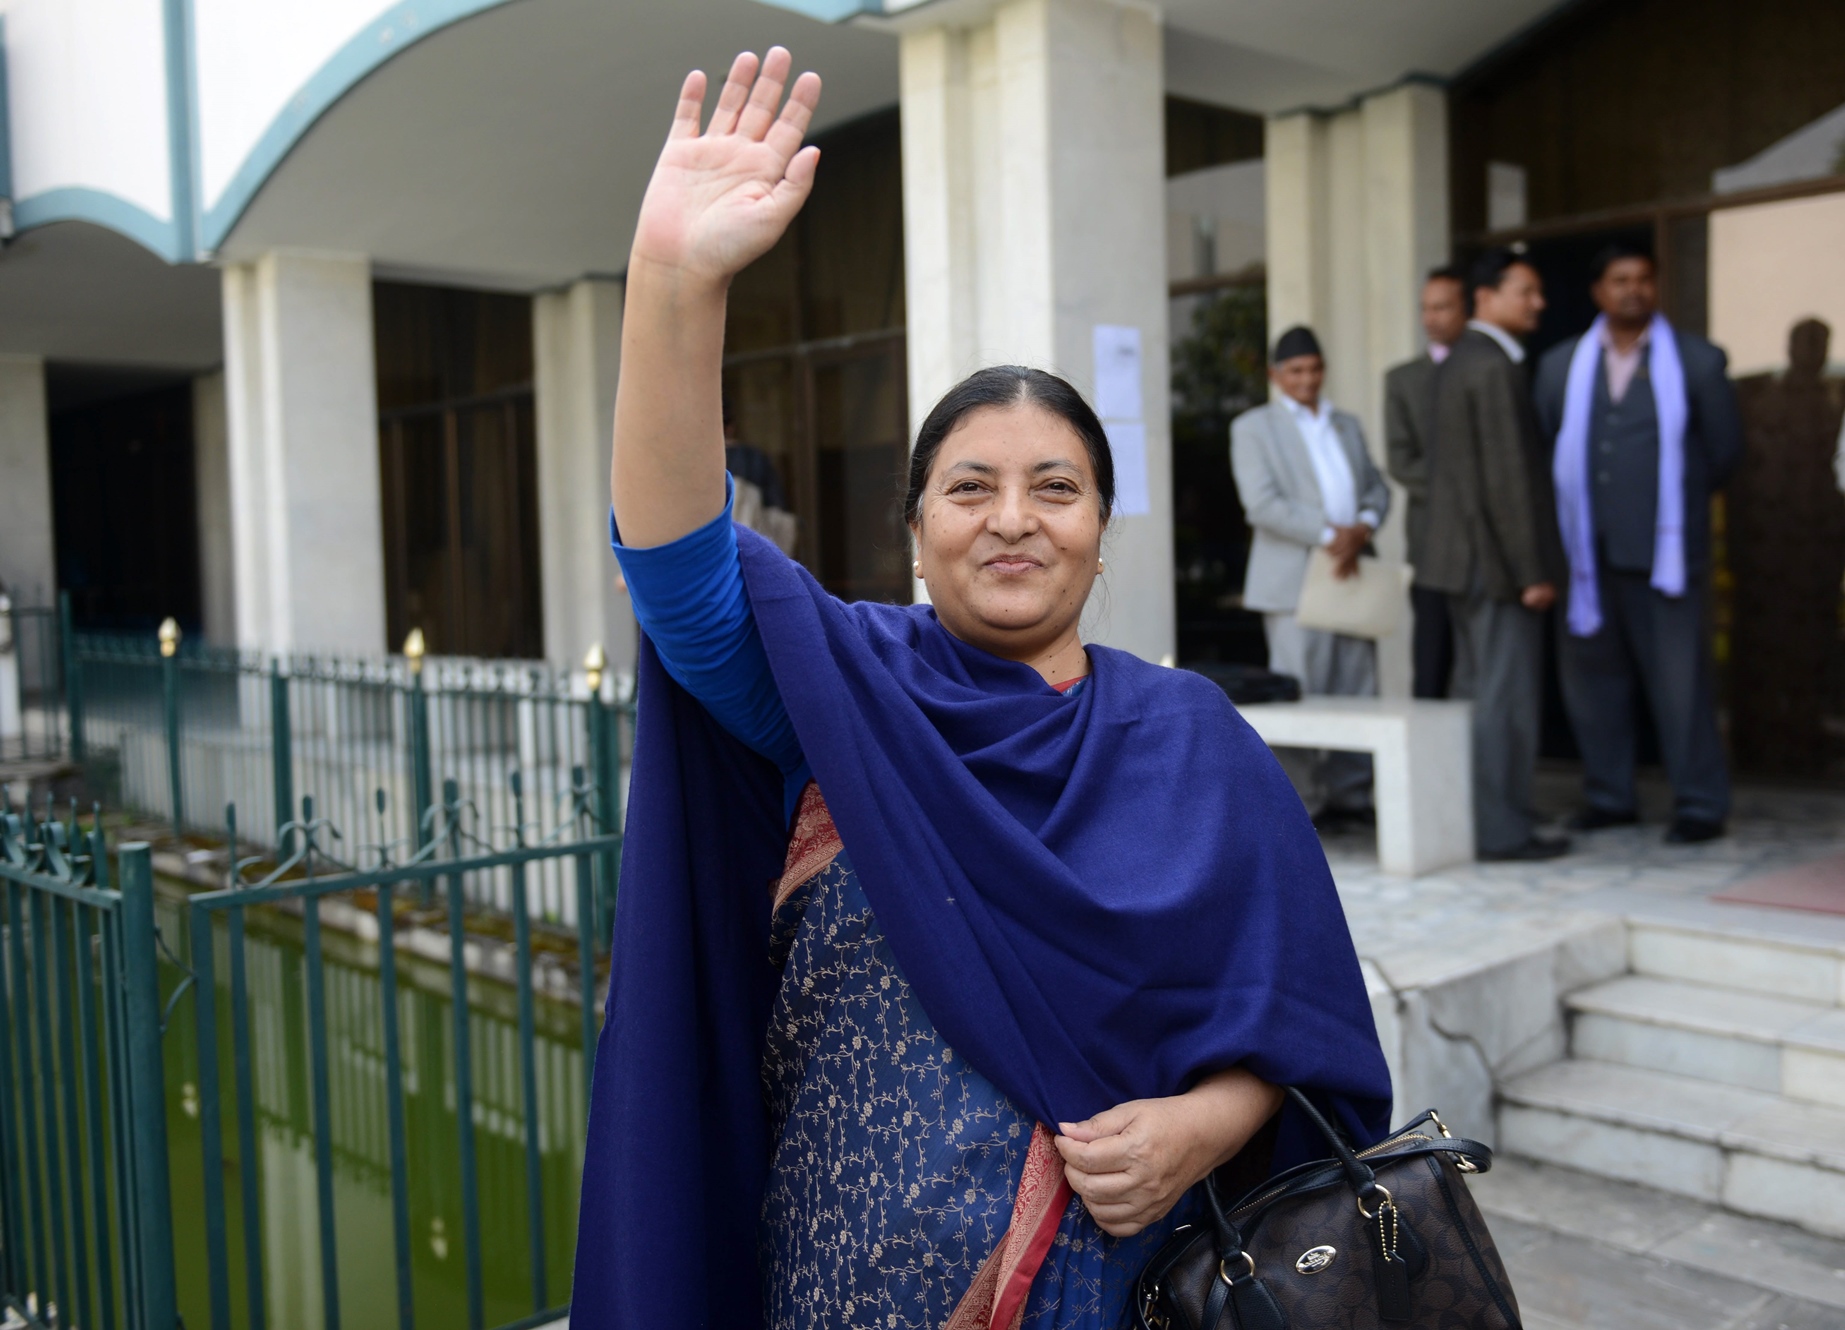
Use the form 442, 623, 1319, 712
1235, 697, 1473, 876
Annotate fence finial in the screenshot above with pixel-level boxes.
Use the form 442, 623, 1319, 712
584, 642, 607, 694
403, 627, 426, 675
158, 617, 182, 657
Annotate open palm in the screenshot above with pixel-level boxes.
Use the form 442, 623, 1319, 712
631, 48, 822, 284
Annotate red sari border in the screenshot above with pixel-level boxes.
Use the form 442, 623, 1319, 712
775, 782, 843, 909
943, 1124, 1072, 1330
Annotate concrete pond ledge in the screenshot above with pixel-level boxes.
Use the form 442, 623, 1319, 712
1359, 909, 1629, 1145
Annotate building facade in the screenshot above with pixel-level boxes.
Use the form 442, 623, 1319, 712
1, 0, 1841, 769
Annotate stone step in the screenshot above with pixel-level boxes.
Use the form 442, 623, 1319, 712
1498, 1059, 1845, 1239
1567, 974, 1845, 1107
1627, 915, 1845, 1006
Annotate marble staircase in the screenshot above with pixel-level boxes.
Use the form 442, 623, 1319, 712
1498, 912, 1845, 1239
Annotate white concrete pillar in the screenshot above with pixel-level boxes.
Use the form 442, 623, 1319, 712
193, 370, 236, 645
221, 251, 387, 655
898, 0, 1175, 664
533, 277, 636, 675
0, 356, 55, 607
1264, 83, 1449, 696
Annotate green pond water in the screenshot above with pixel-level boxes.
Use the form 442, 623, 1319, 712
155, 890, 591, 1330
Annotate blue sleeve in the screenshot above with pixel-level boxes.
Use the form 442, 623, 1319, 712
611, 480, 803, 777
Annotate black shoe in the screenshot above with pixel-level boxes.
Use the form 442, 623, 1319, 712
1567, 806, 1639, 832
1312, 806, 1376, 832
1480, 835, 1572, 862
1665, 817, 1724, 844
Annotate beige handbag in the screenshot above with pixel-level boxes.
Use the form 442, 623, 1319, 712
1293, 547, 1414, 639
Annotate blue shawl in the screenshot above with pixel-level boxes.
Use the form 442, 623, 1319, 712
570, 527, 1391, 1329
1553, 313, 1689, 636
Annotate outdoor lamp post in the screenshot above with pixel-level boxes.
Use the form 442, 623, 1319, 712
159, 617, 183, 837
403, 628, 433, 850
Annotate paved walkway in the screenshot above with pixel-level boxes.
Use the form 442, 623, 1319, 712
1474, 1157, 1845, 1329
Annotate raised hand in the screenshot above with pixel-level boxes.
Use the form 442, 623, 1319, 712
610, 48, 821, 549
630, 48, 822, 286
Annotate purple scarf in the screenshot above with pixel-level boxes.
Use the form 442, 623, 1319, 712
1553, 312, 1688, 636
569, 527, 1391, 1328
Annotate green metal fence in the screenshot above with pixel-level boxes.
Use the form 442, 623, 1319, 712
21, 606, 631, 930
181, 784, 619, 1330
4, 772, 622, 1330
0, 808, 179, 1330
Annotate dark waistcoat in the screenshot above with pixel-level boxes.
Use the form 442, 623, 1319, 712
1590, 363, 1663, 573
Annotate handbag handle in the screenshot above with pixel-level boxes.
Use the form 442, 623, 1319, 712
1203, 1087, 1381, 1253
1282, 1087, 1381, 1203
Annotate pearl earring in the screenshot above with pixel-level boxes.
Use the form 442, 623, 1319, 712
1097, 560, 1106, 574
913, 561, 923, 577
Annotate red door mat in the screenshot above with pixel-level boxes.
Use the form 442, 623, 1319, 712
1713, 854, 1845, 916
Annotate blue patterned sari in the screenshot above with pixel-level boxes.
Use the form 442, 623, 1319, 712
761, 792, 1199, 1330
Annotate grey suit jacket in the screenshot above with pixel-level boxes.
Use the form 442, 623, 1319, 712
1420, 329, 1566, 601
1532, 327, 1743, 576
1231, 400, 1391, 614
1383, 354, 1439, 569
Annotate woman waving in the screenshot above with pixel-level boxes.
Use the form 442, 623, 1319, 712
571, 47, 1390, 1330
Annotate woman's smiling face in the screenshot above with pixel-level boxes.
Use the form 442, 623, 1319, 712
911, 401, 1106, 657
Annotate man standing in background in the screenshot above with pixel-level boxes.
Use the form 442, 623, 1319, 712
1384, 267, 1469, 698
1537, 243, 1742, 842
1232, 325, 1392, 828
1421, 249, 1569, 862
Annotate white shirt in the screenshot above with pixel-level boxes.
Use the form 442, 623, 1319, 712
1467, 318, 1527, 364
1600, 324, 1649, 404
1282, 396, 1379, 544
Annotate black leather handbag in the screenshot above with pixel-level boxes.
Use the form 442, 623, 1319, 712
1133, 1089, 1521, 1329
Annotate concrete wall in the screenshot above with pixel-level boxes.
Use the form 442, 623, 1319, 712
900, 0, 1176, 664
0, 357, 56, 607
1266, 83, 1449, 696
1711, 193, 1845, 376
3, 0, 175, 224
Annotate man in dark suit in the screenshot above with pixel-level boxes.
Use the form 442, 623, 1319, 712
1384, 266, 1468, 698
1534, 243, 1743, 843
1421, 249, 1569, 861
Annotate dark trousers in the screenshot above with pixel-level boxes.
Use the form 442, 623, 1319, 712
1449, 584, 1545, 855
1559, 568, 1730, 824
1411, 584, 1454, 699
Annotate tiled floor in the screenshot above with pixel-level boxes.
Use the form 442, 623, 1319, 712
1319, 768, 1845, 973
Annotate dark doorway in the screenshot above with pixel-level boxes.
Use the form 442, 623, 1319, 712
722, 108, 911, 604
1170, 282, 1269, 665
48, 368, 201, 633
374, 283, 543, 659
1164, 97, 1269, 667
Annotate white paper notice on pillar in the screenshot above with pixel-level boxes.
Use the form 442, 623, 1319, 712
1105, 421, 1150, 516
1093, 325, 1150, 517
1092, 325, 1143, 420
